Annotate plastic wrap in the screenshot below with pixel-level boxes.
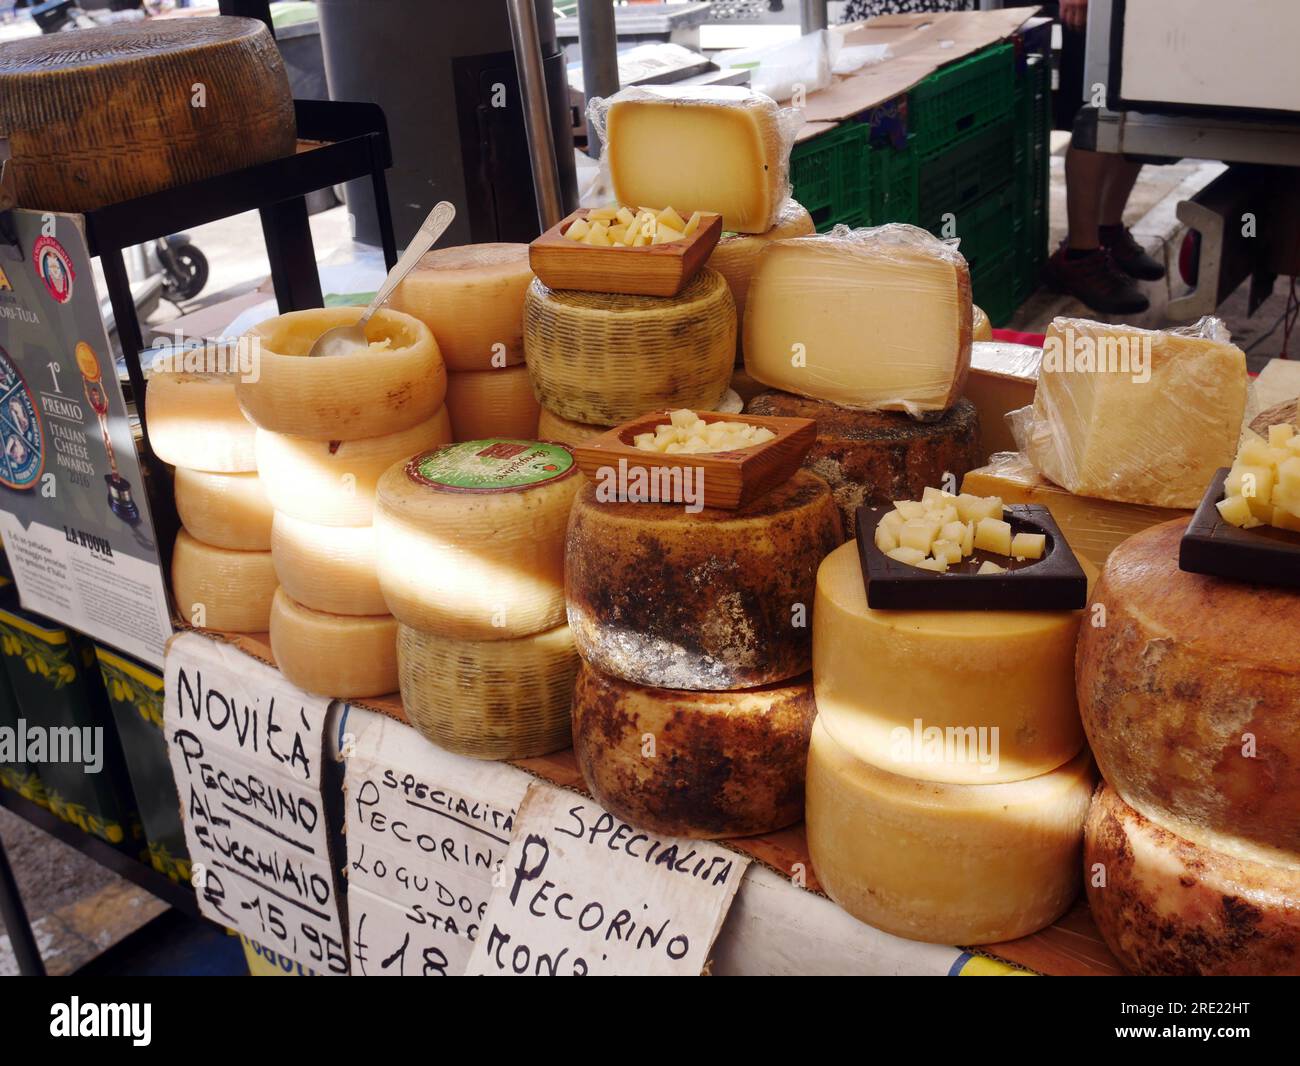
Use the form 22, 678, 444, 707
966, 340, 1042, 456
588, 84, 802, 234
1015, 316, 1248, 509
743, 223, 972, 418
714, 30, 832, 103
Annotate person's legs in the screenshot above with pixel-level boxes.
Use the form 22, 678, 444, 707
1064, 144, 1110, 250
1099, 156, 1143, 227
1096, 157, 1166, 280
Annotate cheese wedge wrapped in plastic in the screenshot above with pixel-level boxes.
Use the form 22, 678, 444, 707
744, 224, 972, 417
965, 341, 1042, 458
1018, 317, 1247, 508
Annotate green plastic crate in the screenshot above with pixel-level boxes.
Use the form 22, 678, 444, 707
924, 184, 1018, 281
1013, 53, 1051, 302
871, 141, 918, 224
971, 248, 1019, 327
917, 118, 1015, 227
790, 123, 853, 220
909, 42, 1016, 154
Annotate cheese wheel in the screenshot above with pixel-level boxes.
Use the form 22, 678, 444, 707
396, 622, 578, 760
1077, 519, 1300, 863
269, 589, 397, 698
387, 244, 532, 372
270, 512, 386, 616
0, 19, 295, 214
145, 373, 256, 472
537, 406, 605, 448
523, 269, 735, 426
806, 718, 1095, 945
566, 469, 843, 690
572, 661, 815, 838
374, 440, 581, 639
174, 468, 273, 551
444, 365, 540, 442
748, 392, 982, 536
170, 530, 275, 633
254, 406, 452, 527
972, 304, 993, 342
238, 307, 445, 440
1085, 784, 1300, 975
814, 541, 1085, 784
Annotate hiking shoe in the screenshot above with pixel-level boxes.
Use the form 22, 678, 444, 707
1101, 225, 1166, 280
1043, 246, 1150, 314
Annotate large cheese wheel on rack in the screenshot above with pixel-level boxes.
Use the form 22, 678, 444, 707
238, 307, 445, 440
0, 18, 295, 214
805, 719, 1095, 945
813, 541, 1086, 784
170, 530, 275, 633
1077, 519, 1300, 863
174, 468, 273, 551
269, 589, 397, 698
374, 440, 581, 639
444, 365, 540, 442
748, 392, 982, 536
1085, 784, 1300, 976
537, 407, 604, 448
397, 622, 578, 760
523, 269, 735, 426
572, 661, 815, 838
566, 469, 842, 690
270, 512, 386, 616
254, 406, 451, 527
145, 373, 256, 472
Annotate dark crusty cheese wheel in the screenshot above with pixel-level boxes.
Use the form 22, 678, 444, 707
1251, 397, 1299, 436
0, 17, 296, 213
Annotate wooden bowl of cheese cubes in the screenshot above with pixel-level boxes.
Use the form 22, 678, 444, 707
572, 408, 815, 510
529, 205, 723, 297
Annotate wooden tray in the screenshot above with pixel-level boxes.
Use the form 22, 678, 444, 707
529, 208, 723, 297
573, 410, 815, 510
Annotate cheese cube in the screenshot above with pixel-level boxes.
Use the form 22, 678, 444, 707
899, 518, 942, 553
875, 524, 899, 554
1278, 456, 1300, 498
1238, 437, 1274, 467
974, 517, 1012, 555
588, 205, 619, 221
915, 556, 948, 573
886, 546, 926, 566
960, 521, 975, 556
931, 539, 963, 565
879, 509, 904, 536
940, 520, 967, 548
1226, 463, 1274, 504
922, 487, 957, 509
616, 206, 635, 226
1010, 532, 1046, 560
957, 493, 1003, 524
893, 500, 928, 520
683, 211, 702, 237
566, 218, 590, 241
1272, 506, 1300, 532
1216, 494, 1254, 528
976, 560, 1006, 575
1269, 423, 1295, 448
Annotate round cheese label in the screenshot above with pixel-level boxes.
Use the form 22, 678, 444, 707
0, 346, 44, 491
406, 439, 575, 493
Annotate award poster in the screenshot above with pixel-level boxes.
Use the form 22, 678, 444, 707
0, 209, 172, 667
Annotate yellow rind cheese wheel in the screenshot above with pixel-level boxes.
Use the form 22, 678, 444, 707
537, 406, 604, 448
972, 304, 993, 342
238, 307, 446, 440
269, 589, 397, 698
171, 529, 276, 633
146, 373, 257, 472
806, 718, 1095, 945
444, 365, 540, 442
270, 511, 386, 616
254, 406, 452, 527
572, 661, 815, 838
174, 467, 273, 551
397, 622, 578, 760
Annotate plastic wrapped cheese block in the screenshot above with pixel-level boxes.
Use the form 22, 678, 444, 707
238, 307, 445, 440
170, 530, 275, 633
396, 622, 578, 760
254, 407, 452, 527
145, 373, 257, 472
1077, 519, 1300, 864
566, 469, 842, 690
1021, 316, 1247, 508
965, 341, 1042, 458
444, 365, 540, 442
524, 270, 735, 426
1085, 785, 1300, 975
971, 304, 993, 342
744, 224, 972, 417
269, 589, 397, 698
595, 85, 800, 233
387, 244, 532, 371
572, 661, 815, 838
270, 512, 387, 617
813, 541, 1086, 784
174, 468, 273, 551
374, 440, 580, 640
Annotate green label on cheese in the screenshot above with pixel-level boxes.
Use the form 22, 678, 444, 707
406, 439, 575, 493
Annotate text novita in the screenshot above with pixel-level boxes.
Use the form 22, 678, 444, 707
595, 459, 705, 513
1041, 326, 1151, 383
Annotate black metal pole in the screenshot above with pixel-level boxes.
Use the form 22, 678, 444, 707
0, 835, 44, 976
578, 0, 619, 159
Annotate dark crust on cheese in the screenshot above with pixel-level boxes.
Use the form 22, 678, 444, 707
572, 662, 815, 838
1085, 785, 1300, 976
1250, 398, 1299, 436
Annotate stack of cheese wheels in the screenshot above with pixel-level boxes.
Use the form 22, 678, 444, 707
234, 306, 450, 698
374, 439, 583, 760
1077, 519, 1300, 975
568, 469, 842, 838
149, 372, 277, 634
805, 538, 1096, 944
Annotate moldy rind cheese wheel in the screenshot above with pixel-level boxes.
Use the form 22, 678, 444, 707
387, 243, 532, 372
444, 365, 540, 442
565, 469, 843, 690
523, 268, 735, 426
537, 407, 604, 448
805, 719, 1095, 945
145, 373, 257, 472
238, 307, 445, 440
813, 541, 1086, 785
1076, 519, 1300, 863
170, 530, 276, 633
572, 661, 815, 838
270, 512, 386, 616
747, 392, 983, 536
174, 468, 273, 550
269, 589, 397, 698
396, 622, 578, 760
374, 440, 580, 640
254, 406, 452, 527
1085, 784, 1300, 975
